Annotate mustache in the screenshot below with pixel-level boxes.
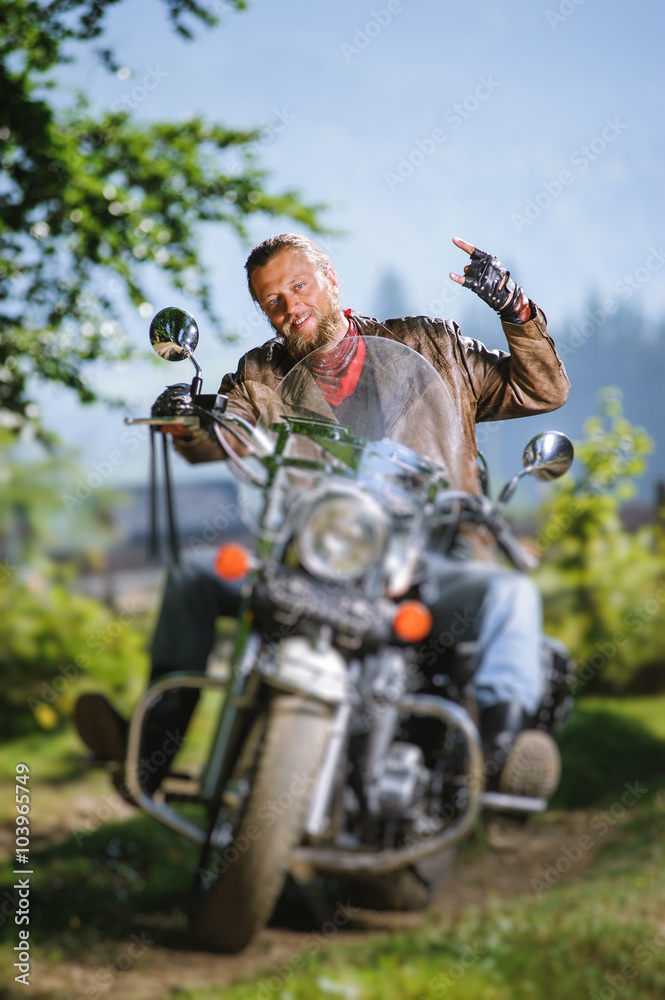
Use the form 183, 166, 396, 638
284, 308, 320, 336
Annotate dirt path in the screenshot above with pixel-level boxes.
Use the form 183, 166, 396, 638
12, 794, 597, 1000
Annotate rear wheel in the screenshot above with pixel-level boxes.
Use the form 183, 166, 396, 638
189, 693, 331, 952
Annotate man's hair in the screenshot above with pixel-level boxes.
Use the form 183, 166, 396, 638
245, 233, 334, 303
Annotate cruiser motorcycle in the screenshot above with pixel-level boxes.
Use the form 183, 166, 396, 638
121, 307, 574, 953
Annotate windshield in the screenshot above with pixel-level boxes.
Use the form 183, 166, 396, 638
258, 335, 463, 487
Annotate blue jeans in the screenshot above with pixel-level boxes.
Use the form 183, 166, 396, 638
421, 555, 544, 716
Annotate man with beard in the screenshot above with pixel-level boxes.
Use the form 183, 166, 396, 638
76, 232, 569, 803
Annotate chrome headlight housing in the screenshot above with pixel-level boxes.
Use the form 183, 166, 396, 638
295, 487, 389, 582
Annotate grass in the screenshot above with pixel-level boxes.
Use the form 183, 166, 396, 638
2, 694, 665, 998
0, 808, 202, 982
552, 696, 665, 808
171, 800, 665, 1000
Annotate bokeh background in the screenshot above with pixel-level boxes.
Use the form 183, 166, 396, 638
3, 2, 665, 998
40, 0, 665, 491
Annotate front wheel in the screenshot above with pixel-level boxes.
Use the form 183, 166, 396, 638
189, 693, 331, 953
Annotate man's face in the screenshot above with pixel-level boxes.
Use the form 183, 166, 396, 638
250, 249, 346, 359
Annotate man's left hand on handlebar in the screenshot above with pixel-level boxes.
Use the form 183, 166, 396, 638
449, 237, 532, 324
161, 422, 199, 440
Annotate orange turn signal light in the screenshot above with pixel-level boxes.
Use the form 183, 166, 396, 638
214, 543, 251, 581
392, 600, 433, 643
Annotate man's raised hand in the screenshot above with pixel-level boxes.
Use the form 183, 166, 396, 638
449, 237, 531, 323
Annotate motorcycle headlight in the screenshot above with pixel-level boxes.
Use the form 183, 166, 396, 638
295, 489, 388, 581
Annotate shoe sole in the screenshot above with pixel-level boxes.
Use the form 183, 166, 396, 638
499, 730, 561, 800
74, 693, 127, 760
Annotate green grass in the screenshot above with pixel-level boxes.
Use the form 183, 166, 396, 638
0, 808, 202, 983
582, 695, 665, 740
171, 801, 665, 1000
0, 726, 84, 782
552, 696, 665, 809
2, 694, 665, 998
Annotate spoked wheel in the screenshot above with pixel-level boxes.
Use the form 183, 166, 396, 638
189, 693, 331, 953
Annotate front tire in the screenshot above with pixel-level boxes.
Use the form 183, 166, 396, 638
189, 693, 331, 953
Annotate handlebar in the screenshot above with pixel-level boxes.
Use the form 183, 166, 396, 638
433, 491, 538, 572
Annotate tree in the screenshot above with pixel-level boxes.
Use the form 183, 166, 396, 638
0, 427, 148, 735
535, 387, 665, 692
0, 0, 325, 439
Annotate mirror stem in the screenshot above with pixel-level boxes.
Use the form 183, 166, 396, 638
497, 467, 534, 509
184, 347, 203, 399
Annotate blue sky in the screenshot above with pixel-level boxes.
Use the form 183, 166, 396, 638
39, 0, 665, 488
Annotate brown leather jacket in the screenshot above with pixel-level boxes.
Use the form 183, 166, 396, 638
175, 307, 569, 495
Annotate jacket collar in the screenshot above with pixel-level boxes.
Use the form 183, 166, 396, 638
347, 312, 401, 342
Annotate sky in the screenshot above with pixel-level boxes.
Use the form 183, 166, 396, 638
37, 0, 665, 492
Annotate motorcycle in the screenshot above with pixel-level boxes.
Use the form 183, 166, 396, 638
120, 306, 575, 953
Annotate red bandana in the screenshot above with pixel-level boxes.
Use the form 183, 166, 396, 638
309, 311, 366, 407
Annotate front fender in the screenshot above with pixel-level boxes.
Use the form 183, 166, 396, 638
260, 636, 348, 705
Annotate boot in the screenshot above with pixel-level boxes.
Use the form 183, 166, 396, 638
137, 687, 199, 795
480, 702, 561, 800
74, 693, 128, 761
74, 693, 135, 802
74, 690, 195, 799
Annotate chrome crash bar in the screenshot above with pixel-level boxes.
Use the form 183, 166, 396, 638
292, 694, 484, 876
125, 674, 227, 844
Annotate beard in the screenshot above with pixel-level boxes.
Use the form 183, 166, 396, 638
278, 291, 345, 361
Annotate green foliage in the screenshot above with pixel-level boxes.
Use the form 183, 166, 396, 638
0, 557, 148, 736
0, 428, 119, 558
0, 431, 147, 736
0, 0, 325, 438
535, 387, 665, 692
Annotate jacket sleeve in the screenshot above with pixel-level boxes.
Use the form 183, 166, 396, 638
173, 341, 284, 464
458, 304, 570, 422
